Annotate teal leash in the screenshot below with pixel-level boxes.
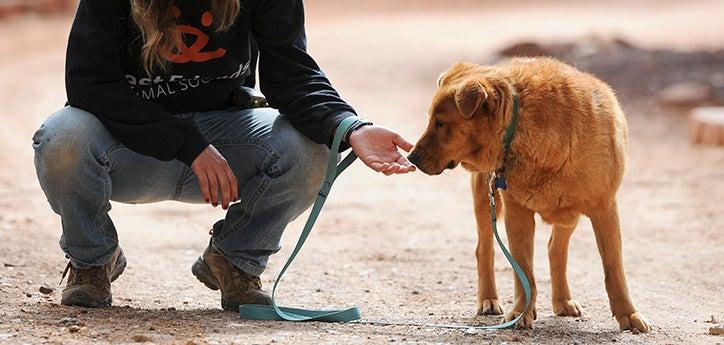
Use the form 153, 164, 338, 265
239, 96, 531, 330
238, 116, 362, 322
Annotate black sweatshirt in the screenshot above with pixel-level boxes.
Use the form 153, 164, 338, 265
65, 0, 358, 165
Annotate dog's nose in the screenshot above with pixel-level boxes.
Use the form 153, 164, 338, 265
407, 150, 421, 166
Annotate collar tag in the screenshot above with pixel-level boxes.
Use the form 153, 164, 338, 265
494, 173, 508, 190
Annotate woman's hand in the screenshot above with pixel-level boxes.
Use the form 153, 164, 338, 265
191, 145, 238, 209
349, 125, 417, 175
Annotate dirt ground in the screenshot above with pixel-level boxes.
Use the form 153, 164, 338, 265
1, 1, 723, 344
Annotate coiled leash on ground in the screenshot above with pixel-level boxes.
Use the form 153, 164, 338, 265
239, 97, 531, 330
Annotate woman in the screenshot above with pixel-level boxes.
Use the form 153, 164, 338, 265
32, 0, 415, 309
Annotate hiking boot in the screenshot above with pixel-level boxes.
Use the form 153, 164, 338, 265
60, 247, 126, 308
191, 241, 272, 311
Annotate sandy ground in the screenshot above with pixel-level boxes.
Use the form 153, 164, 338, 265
1, 1, 723, 344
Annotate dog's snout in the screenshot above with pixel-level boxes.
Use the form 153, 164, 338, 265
408, 150, 422, 166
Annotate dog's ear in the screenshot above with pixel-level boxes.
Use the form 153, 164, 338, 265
454, 79, 488, 119
436, 72, 447, 87
438, 62, 478, 87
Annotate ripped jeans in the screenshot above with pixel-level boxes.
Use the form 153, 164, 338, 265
32, 106, 328, 276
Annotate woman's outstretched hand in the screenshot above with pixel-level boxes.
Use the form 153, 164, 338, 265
349, 125, 417, 175
192, 145, 238, 209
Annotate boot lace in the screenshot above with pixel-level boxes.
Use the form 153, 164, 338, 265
60, 262, 107, 287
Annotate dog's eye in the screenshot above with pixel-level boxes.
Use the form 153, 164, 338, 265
435, 120, 444, 128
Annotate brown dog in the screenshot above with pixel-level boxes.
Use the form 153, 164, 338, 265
408, 57, 650, 332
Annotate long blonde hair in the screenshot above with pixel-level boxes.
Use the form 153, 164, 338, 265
130, 0, 241, 75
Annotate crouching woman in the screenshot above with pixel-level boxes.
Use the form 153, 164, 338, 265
32, 0, 415, 309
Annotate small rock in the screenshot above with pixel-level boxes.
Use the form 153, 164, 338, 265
411, 290, 419, 295
39, 286, 54, 295
709, 325, 724, 336
57, 317, 79, 326
68, 325, 81, 333
131, 334, 152, 342
464, 327, 479, 335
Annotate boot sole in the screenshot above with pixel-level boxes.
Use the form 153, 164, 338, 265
62, 290, 113, 308
192, 257, 243, 311
61, 252, 127, 308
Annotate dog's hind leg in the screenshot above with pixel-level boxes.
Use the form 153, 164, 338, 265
548, 216, 583, 317
587, 199, 650, 333
472, 172, 503, 315
501, 196, 537, 329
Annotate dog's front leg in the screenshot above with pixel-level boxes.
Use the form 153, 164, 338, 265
549, 217, 583, 317
472, 173, 503, 315
501, 196, 537, 329
588, 199, 650, 333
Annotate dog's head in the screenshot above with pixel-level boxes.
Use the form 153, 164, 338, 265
408, 62, 514, 175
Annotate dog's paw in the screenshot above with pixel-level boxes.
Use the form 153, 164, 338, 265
616, 312, 651, 334
553, 299, 582, 317
503, 308, 536, 329
477, 299, 503, 315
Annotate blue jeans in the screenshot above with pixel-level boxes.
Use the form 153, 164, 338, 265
33, 106, 328, 276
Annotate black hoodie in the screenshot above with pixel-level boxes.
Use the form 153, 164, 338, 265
65, 0, 358, 165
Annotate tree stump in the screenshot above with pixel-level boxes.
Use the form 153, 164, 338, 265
689, 107, 724, 146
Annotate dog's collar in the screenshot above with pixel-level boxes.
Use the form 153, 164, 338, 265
491, 93, 520, 191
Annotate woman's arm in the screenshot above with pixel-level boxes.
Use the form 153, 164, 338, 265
250, 0, 415, 174
65, 0, 208, 166
250, 0, 358, 148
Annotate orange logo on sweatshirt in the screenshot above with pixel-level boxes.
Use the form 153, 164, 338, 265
166, 6, 226, 63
